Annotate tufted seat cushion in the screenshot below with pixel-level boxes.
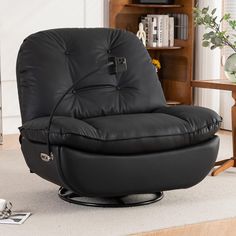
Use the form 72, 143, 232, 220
20, 106, 221, 154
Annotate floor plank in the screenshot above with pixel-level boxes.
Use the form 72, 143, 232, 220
132, 217, 236, 236
0, 134, 20, 150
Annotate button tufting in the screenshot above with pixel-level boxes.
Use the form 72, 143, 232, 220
72, 90, 76, 94
65, 51, 70, 55
116, 86, 121, 90
107, 49, 111, 54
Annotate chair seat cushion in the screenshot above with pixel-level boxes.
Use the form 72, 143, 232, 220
20, 106, 222, 154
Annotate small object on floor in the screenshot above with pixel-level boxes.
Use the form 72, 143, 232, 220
0, 212, 31, 225
0, 199, 31, 225
0, 199, 12, 219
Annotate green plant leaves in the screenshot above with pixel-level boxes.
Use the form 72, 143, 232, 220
203, 33, 210, 40
202, 41, 210, 47
211, 8, 217, 15
194, 6, 236, 52
202, 7, 209, 14
229, 20, 236, 29
210, 45, 217, 50
223, 13, 231, 21
203, 31, 215, 40
204, 15, 211, 24
215, 37, 223, 45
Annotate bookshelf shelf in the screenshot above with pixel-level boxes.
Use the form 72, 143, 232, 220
125, 4, 182, 8
109, 0, 194, 105
146, 46, 182, 50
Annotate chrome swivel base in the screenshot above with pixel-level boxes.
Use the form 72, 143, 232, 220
58, 187, 164, 208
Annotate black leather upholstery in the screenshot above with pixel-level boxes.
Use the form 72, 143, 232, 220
20, 106, 221, 154
17, 28, 166, 123
21, 136, 219, 197
16, 28, 221, 199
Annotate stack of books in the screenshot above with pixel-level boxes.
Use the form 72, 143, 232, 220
140, 14, 188, 48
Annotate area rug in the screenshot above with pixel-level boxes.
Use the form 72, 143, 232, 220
0, 132, 235, 236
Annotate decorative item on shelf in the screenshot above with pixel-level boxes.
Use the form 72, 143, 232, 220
136, 0, 175, 4
152, 58, 161, 72
194, 6, 236, 82
136, 22, 146, 46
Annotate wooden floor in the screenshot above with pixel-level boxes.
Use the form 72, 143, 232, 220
2, 132, 236, 236
133, 218, 236, 236
0, 134, 20, 150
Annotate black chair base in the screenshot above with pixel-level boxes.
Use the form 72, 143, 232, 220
58, 187, 164, 208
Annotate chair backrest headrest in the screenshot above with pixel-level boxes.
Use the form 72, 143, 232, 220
16, 28, 166, 123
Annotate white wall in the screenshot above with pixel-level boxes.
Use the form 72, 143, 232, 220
0, 0, 105, 134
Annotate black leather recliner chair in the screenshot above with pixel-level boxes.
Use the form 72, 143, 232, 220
16, 28, 221, 207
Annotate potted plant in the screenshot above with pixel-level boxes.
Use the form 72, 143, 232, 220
193, 6, 236, 82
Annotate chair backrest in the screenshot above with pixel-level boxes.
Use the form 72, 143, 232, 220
16, 28, 166, 123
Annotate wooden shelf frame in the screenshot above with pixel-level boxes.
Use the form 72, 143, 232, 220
109, 0, 195, 105
125, 4, 182, 8
146, 46, 182, 50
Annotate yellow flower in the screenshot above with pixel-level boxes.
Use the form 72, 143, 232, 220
152, 59, 161, 70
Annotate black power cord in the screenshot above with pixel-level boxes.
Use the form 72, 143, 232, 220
45, 57, 127, 159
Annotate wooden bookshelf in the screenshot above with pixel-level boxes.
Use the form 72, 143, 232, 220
109, 0, 195, 105
146, 46, 182, 50
125, 4, 182, 8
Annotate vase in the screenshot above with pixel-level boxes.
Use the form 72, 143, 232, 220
224, 53, 236, 82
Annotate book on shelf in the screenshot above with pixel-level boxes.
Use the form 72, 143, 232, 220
152, 17, 157, 47
163, 15, 169, 47
173, 13, 188, 40
139, 13, 188, 48
169, 17, 174, 47
146, 14, 164, 47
